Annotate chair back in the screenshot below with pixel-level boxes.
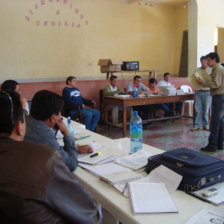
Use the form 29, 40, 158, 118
180, 85, 193, 93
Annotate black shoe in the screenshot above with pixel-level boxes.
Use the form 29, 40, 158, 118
200, 146, 216, 152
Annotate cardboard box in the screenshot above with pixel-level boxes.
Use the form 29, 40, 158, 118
98, 59, 122, 73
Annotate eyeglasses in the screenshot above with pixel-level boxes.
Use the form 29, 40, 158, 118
0, 91, 14, 126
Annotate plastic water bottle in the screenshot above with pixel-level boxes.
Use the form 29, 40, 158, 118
130, 111, 142, 154
67, 117, 74, 137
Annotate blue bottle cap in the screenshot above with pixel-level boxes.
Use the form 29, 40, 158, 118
67, 117, 71, 123
134, 111, 138, 116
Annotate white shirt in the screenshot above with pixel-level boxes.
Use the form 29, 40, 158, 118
157, 80, 171, 86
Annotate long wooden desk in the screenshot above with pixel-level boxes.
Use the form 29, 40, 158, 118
69, 122, 224, 224
104, 94, 194, 137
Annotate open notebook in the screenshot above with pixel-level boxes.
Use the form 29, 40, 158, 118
78, 152, 115, 165
129, 182, 178, 214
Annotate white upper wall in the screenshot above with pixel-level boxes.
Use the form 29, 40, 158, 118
189, 0, 224, 75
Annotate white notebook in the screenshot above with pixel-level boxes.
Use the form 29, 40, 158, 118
78, 152, 114, 165
100, 170, 142, 185
129, 182, 178, 214
115, 150, 152, 170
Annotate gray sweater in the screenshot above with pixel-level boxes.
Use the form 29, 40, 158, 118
24, 116, 78, 172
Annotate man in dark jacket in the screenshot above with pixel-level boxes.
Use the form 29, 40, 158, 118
62, 76, 100, 131
0, 90, 101, 223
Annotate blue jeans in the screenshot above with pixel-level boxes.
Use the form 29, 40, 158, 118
70, 108, 100, 131
194, 90, 211, 127
207, 94, 224, 150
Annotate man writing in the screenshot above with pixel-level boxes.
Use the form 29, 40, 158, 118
198, 52, 224, 152
63, 76, 100, 131
25, 90, 93, 172
0, 90, 101, 223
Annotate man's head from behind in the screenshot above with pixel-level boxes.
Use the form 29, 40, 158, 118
164, 73, 170, 82
110, 75, 118, 88
0, 91, 25, 140
149, 78, 157, 89
206, 52, 220, 67
30, 90, 64, 130
66, 76, 76, 88
1, 80, 20, 94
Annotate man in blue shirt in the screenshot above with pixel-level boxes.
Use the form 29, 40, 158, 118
62, 76, 100, 131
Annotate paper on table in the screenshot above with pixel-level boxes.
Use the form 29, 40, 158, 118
129, 182, 178, 214
78, 152, 114, 165
140, 165, 182, 193
190, 182, 224, 205
79, 162, 129, 177
184, 208, 224, 224
116, 165, 182, 197
115, 150, 152, 170
100, 170, 142, 185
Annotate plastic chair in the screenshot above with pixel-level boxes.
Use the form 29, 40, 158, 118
180, 85, 194, 117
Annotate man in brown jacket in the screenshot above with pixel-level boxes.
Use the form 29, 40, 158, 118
0, 90, 101, 223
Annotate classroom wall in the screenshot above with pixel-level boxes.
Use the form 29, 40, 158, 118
0, 0, 188, 82
188, 0, 224, 75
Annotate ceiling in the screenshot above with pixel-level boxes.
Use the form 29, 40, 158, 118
124, 0, 188, 6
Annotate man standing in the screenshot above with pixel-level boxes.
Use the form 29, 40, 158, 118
0, 90, 101, 223
191, 56, 212, 131
103, 75, 121, 123
25, 90, 93, 172
62, 76, 100, 131
198, 52, 224, 152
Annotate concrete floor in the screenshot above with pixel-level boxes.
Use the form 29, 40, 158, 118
96, 117, 224, 160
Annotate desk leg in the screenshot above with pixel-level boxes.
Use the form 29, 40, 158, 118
104, 105, 108, 131
123, 105, 127, 137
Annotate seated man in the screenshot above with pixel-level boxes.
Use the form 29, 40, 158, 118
148, 78, 174, 116
157, 72, 183, 115
25, 90, 93, 172
0, 90, 101, 223
128, 75, 149, 119
1, 79, 29, 114
62, 76, 100, 131
103, 75, 121, 123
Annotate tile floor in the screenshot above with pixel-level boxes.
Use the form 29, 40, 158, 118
96, 117, 224, 160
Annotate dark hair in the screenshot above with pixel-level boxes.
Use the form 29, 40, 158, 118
206, 52, 220, 63
164, 72, 170, 78
134, 75, 141, 80
110, 75, 117, 81
200, 56, 207, 61
1, 80, 18, 91
149, 78, 157, 84
66, 76, 76, 85
30, 90, 64, 121
0, 90, 24, 135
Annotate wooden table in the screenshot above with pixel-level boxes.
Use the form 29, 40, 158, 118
104, 94, 194, 136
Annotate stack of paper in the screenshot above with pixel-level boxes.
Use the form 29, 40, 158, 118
115, 150, 152, 170
78, 152, 115, 165
100, 170, 142, 185
129, 182, 178, 214
158, 85, 176, 96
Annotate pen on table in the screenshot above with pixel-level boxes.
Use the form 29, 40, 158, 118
90, 152, 101, 158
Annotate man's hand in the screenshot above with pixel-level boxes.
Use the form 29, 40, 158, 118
82, 104, 86, 109
197, 77, 203, 84
77, 145, 93, 154
56, 118, 70, 136
91, 100, 96, 108
20, 97, 28, 111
